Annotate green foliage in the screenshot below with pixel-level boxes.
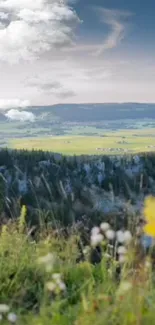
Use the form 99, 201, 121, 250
0, 176, 5, 215
0, 218, 155, 325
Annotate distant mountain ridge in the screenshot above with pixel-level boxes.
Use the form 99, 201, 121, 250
0, 103, 155, 123
0, 103, 155, 143
26, 103, 155, 122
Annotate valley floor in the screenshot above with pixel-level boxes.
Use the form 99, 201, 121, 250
10, 128, 155, 155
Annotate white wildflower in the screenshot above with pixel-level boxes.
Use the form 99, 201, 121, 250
100, 222, 110, 232
83, 246, 90, 255
0, 304, 10, 313
91, 233, 104, 247
107, 244, 114, 249
117, 246, 127, 255
52, 273, 62, 281
105, 229, 115, 240
38, 253, 54, 264
145, 258, 152, 270
116, 230, 125, 243
124, 231, 132, 244
91, 227, 100, 235
58, 281, 66, 291
119, 254, 127, 264
7, 313, 17, 323
46, 281, 56, 292
38, 253, 55, 271
117, 281, 132, 295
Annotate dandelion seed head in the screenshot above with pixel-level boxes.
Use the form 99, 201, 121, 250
100, 222, 110, 232
105, 229, 115, 240
91, 227, 100, 235
117, 246, 127, 255
7, 313, 17, 323
0, 304, 10, 313
119, 254, 126, 264
83, 246, 90, 255
91, 233, 104, 247
124, 231, 132, 244
116, 230, 125, 243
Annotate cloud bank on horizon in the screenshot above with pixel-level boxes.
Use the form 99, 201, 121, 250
0, 0, 155, 108
5, 109, 35, 122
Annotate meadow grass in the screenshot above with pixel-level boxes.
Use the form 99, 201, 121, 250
1, 203, 155, 325
10, 128, 155, 155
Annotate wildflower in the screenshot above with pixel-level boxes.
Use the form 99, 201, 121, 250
100, 222, 110, 232
136, 225, 143, 236
58, 281, 66, 291
83, 246, 90, 255
145, 260, 152, 270
117, 246, 127, 255
119, 254, 126, 264
19, 205, 27, 232
91, 227, 100, 235
46, 278, 66, 292
7, 313, 17, 323
38, 253, 54, 264
91, 233, 104, 247
52, 273, 66, 290
38, 253, 55, 272
0, 304, 10, 313
105, 229, 115, 240
124, 231, 132, 244
143, 196, 155, 237
117, 281, 132, 296
52, 273, 62, 281
46, 281, 56, 292
116, 230, 125, 243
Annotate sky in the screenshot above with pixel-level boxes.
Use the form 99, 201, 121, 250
0, 0, 155, 111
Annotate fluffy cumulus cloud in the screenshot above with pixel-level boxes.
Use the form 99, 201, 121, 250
0, 99, 30, 110
0, 0, 80, 63
5, 109, 35, 122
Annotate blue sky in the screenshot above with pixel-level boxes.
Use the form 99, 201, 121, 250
0, 0, 154, 112
75, 0, 155, 53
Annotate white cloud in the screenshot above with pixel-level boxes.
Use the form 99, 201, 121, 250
27, 76, 76, 99
95, 8, 132, 55
5, 109, 35, 122
0, 3, 154, 104
0, 11, 9, 19
0, 99, 30, 110
0, 0, 80, 63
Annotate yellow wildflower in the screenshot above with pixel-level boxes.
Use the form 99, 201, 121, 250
143, 196, 155, 237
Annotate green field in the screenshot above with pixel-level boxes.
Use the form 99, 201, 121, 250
10, 128, 155, 155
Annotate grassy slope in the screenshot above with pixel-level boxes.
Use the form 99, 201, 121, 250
10, 128, 155, 155
0, 217, 155, 325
